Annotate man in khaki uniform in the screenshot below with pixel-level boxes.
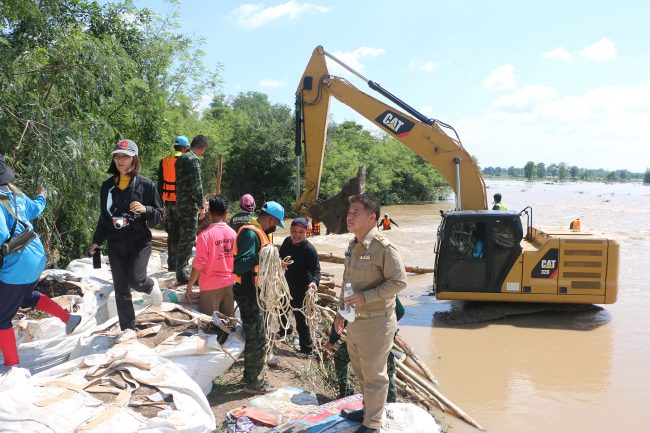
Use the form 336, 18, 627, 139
334, 194, 407, 433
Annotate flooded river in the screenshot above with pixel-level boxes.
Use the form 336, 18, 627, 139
278, 179, 650, 432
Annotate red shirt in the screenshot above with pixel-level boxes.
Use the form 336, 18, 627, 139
193, 222, 237, 291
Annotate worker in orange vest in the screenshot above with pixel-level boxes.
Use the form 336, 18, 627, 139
158, 135, 189, 272
312, 217, 321, 236
378, 213, 399, 230
306, 222, 312, 237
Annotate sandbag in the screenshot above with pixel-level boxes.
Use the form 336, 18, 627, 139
0, 343, 216, 433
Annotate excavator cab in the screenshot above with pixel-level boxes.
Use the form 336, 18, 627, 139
434, 211, 523, 294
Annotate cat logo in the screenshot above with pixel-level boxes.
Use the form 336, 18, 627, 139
375, 110, 415, 137
532, 248, 559, 279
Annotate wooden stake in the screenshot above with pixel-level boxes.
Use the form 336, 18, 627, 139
216, 155, 223, 195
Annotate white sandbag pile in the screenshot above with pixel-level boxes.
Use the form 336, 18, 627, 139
0, 343, 216, 432
71, 303, 244, 395
0, 253, 245, 433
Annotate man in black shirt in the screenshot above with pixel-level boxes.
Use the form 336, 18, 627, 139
279, 217, 321, 356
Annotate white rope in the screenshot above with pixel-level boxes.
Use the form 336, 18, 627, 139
301, 286, 321, 355
257, 244, 326, 361
256, 244, 292, 357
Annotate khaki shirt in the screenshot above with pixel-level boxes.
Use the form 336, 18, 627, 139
343, 227, 407, 314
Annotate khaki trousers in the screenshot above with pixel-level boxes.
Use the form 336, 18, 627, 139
199, 285, 234, 317
346, 311, 397, 429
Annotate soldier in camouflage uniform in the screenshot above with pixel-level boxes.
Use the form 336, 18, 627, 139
158, 135, 189, 272
174, 135, 208, 284
326, 296, 404, 401
232, 201, 285, 394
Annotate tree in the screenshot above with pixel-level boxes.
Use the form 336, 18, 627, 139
548, 163, 558, 178
524, 161, 537, 180
0, 0, 220, 265
536, 162, 546, 178
644, 169, 650, 184
558, 162, 569, 180
570, 165, 579, 179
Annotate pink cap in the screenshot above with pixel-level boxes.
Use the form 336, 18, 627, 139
240, 194, 256, 212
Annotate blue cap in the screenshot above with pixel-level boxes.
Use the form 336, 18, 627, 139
291, 217, 308, 229
261, 201, 285, 228
174, 135, 190, 148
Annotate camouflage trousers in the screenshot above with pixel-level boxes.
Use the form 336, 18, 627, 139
233, 280, 268, 387
334, 341, 397, 402
175, 206, 198, 283
163, 202, 180, 272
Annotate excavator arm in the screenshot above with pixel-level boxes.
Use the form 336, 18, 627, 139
294, 46, 488, 216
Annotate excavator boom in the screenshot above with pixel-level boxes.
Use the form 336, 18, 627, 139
294, 46, 487, 214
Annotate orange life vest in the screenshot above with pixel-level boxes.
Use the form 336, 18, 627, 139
232, 224, 270, 285
306, 223, 312, 237
382, 216, 391, 230
160, 156, 178, 202
312, 222, 321, 235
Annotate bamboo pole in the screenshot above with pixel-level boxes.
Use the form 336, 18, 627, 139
395, 369, 445, 412
395, 377, 434, 411
395, 335, 440, 386
216, 155, 223, 195
318, 252, 433, 274
399, 363, 484, 430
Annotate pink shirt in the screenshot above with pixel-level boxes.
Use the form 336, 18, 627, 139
193, 222, 237, 291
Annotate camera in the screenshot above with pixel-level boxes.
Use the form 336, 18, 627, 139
112, 216, 128, 229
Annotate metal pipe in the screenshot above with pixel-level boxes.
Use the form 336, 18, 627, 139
295, 156, 301, 201
453, 157, 462, 210
322, 49, 370, 82
322, 49, 434, 127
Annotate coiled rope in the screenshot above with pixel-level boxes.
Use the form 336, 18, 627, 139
257, 243, 322, 358
256, 244, 293, 357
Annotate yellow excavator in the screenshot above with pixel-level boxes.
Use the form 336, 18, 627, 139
293, 46, 618, 304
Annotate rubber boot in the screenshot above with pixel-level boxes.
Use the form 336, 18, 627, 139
0, 328, 19, 366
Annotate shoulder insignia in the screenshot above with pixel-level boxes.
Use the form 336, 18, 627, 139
374, 233, 391, 247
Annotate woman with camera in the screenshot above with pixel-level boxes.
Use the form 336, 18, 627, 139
89, 140, 163, 343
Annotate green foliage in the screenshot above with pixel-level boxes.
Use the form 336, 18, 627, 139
524, 161, 536, 180
0, 0, 220, 266
321, 121, 450, 204
644, 169, 650, 184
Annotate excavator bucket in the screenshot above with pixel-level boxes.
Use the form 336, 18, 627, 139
308, 166, 366, 234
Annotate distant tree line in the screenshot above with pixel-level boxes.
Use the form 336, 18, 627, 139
483, 162, 648, 182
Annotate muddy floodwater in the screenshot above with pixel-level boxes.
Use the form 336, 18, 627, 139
278, 179, 650, 433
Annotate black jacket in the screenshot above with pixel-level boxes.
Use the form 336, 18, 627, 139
92, 175, 163, 245
279, 237, 321, 295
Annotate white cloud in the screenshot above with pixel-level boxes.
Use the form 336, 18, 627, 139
408, 59, 439, 73
543, 47, 572, 61
579, 38, 617, 61
483, 64, 516, 90
259, 79, 285, 88
329, 47, 385, 74
490, 85, 557, 111
455, 82, 650, 171
231, 1, 328, 29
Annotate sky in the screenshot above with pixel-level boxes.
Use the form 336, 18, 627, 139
133, 0, 650, 172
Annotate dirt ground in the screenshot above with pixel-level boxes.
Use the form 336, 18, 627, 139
207, 338, 358, 431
